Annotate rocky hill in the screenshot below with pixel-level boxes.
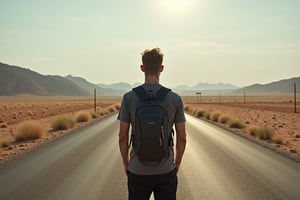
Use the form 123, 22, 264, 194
0, 63, 89, 96
234, 77, 300, 95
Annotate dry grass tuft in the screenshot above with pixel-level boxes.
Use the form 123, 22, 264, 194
272, 134, 284, 144
255, 127, 274, 140
195, 109, 206, 118
247, 125, 259, 136
108, 106, 116, 113
52, 116, 76, 131
91, 112, 100, 119
184, 105, 192, 112
203, 111, 210, 120
0, 122, 8, 128
0, 137, 12, 148
114, 104, 121, 110
15, 120, 46, 141
75, 111, 91, 123
218, 114, 231, 124
210, 112, 221, 122
228, 120, 245, 129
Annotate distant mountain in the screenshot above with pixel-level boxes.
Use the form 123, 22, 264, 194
2, 61, 298, 96
174, 82, 239, 91
234, 77, 300, 94
65, 75, 125, 96
0, 63, 89, 96
97, 82, 141, 91
173, 82, 239, 96
97, 82, 132, 91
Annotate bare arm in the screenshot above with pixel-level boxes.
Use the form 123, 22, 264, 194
175, 121, 186, 172
119, 121, 130, 176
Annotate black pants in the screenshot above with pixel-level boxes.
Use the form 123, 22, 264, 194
128, 169, 178, 200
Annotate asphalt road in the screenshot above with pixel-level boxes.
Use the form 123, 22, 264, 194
0, 114, 299, 200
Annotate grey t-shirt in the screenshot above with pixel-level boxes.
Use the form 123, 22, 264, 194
117, 83, 186, 175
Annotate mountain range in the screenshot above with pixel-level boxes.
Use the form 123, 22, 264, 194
0, 62, 299, 96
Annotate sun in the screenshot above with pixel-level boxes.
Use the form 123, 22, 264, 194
162, 0, 195, 14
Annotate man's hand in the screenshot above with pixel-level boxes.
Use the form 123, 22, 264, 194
119, 121, 130, 176
175, 122, 186, 173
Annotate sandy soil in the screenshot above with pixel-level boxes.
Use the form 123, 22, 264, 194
185, 99, 300, 161
0, 97, 121, 163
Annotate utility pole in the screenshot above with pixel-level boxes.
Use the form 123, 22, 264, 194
294, 83, 297, 113
244, 89, 246, 104
94, 88, 96, 112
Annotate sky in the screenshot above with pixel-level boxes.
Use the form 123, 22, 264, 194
0, 0, 299, 87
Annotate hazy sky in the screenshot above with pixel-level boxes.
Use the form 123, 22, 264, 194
1, 0, 299, 87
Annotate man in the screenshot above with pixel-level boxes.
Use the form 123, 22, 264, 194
118, 48, 186, 200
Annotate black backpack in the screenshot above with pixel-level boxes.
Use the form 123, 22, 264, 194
130, 86, 173, 163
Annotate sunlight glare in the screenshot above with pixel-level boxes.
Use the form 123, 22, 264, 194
162, 0, 195, 14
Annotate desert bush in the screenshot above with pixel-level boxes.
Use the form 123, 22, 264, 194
218, 114, 231, 124
99, 111, 106, 116
272, 134, 284, 144
203, 111, 210, 120
0, 122, 8, 128
91, 112, 100, 119
75, 111, 91, 123
247, 125, 259, 136
228, 120, 245, 129
0, 137, 12, 148
195, 110, 206, 118
52, 116, 76, 131
108, 106, 116, 113
114, 104, 121, 110
184, 105, 192, 112
255, 127, 274, 140
210, 112, 221, 122
15, 120, 46, 141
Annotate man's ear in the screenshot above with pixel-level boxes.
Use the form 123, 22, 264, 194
140, 65, 145, 72
159, 65, 164, 72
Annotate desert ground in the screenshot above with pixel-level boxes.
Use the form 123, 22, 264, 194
0, 94, 299, 163
0, 96, 121, 162
183, 94, 300, 161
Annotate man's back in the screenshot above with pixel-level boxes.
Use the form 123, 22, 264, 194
118, 83, 185, 175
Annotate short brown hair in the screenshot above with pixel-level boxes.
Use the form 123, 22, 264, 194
141, 48, 164, 75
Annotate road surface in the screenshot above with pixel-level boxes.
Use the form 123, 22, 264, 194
0, 114, 299, 200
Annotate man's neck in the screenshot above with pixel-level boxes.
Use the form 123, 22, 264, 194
144, 75, 159, 84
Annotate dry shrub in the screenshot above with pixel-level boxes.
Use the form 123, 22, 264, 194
52, 116, 76, 131
247, 125, 259, 136
184, 105, 190, 112
219, 114, 231, 124
91, 112, 100, 119
272, 134, 284, 144
99, 111, 106, 116
0, 137, 12, 148
75, 111, 91, 123
15, 120, 46, 141
108, 106, 116, 113
0, 122, 8, 128
228, 119, 245, 129
195, 109, 206, 118
203, 111, 210, 120
255, 127, 274, 140
114, 104, 121, 110
210, 112, 221, 122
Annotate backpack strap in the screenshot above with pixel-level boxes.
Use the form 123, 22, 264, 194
133, 86, 147, 101
133, 86, 171, 101
156, 86, 171, 100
